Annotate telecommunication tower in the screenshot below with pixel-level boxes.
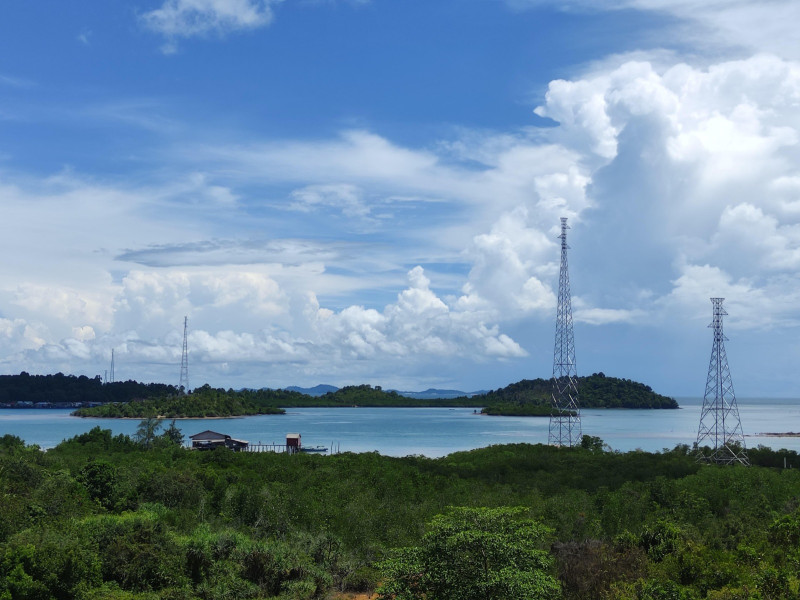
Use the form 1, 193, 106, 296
179, 316, 189, 393
695, 298, 748, 465
549, 217, 582, 447
109, 348, 115, 384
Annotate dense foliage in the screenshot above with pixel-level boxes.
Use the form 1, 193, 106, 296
312, 385, 481, 407
470, 372, 678, 413
0, 372, 178, 406
481, 403, 554, 416
2, 371, 677, 419
74, 384, 483, 418
73, 385, 289, 418
377, 506, 561, 600
3, 426, 800, 599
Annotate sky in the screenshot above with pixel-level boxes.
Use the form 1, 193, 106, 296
2, 0, 800, 396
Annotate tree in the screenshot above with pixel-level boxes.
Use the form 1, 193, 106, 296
134, 418, 162, 448
161, 420, 184, 446
78, 460, 118, 509
580, 435, 605, 452
377, 506, 560, 600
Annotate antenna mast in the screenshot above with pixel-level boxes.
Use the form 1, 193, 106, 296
549, 217, 582, 447
695, 298, 748, 465
179, 316, 189, 393
109, 348, 115, 384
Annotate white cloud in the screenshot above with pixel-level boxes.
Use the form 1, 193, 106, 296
537, 53, 800, 330
506, 0, 800, 60
309, 266, 527, 362
12, 283, 113, 334
141, 0, 277, 40
457, 207, 558, 317
289, 183, 372, 219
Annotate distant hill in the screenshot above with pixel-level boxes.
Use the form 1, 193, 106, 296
284, 384, 340, 397
284, 384, 487, 400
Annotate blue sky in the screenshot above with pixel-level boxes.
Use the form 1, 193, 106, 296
2, 0, 800, 396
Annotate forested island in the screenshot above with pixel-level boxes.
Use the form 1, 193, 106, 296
72, 385, 288, 418
1, 429, 798, 599
476, 372, 678, 416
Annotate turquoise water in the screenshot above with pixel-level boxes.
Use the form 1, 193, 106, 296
1, 398, 799, 457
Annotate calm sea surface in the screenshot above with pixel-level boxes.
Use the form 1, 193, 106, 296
2, 397, 800, 457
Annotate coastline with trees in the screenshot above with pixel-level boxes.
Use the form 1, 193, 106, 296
0, 371, 678, 418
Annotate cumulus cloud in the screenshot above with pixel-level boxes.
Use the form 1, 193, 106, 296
309, 266, 527, 361
0, 259, 525, 386
536, 53, 800, 329
457, 207, 557, 317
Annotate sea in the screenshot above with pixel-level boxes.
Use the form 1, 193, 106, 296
2, 397, 800, 457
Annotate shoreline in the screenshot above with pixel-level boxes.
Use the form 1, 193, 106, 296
73, 414, 244, 420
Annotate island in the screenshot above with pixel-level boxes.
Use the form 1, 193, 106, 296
474, 372, 678, 416
72, 385, 290, 418
70, 372, 676, 419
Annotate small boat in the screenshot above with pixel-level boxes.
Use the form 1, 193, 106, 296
300, 445, 328, 453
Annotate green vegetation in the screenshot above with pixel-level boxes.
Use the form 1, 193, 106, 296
0, 372, 178, 406
2, 427, 800, 599
2, 371, 676, 418
481, 403, 555, 416
73, 384, 480, 418
475, 372, 677, 415
73, 385, 289, 418
73, 374, 676, 419
377, 506, 560, 600
289, 384, 483, 407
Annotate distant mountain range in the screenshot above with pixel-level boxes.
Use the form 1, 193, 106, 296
284, 384, 487, 400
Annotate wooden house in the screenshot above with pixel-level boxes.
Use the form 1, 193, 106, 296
189, 430, 249, 451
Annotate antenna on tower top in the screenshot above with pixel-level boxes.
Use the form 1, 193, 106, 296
695, 298, 748, 465
549, 217, 582, 447
179, 316, 189, 393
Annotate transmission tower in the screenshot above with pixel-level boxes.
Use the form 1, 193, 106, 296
179, 316, 189, 393
109, 348, 115, 384
695, 298, 748, 465
549, 217, 582, 447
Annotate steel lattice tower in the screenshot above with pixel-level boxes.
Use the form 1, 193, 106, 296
179, 316, 189, 393
695, 298, 748, 465
549, 218, 581, 447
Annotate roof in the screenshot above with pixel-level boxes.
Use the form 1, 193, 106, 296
190, 430, 230, 441
286, 433, 301, 439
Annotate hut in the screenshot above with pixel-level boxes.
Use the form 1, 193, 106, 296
286, 433, 301, 454
190, 430, 249, 451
